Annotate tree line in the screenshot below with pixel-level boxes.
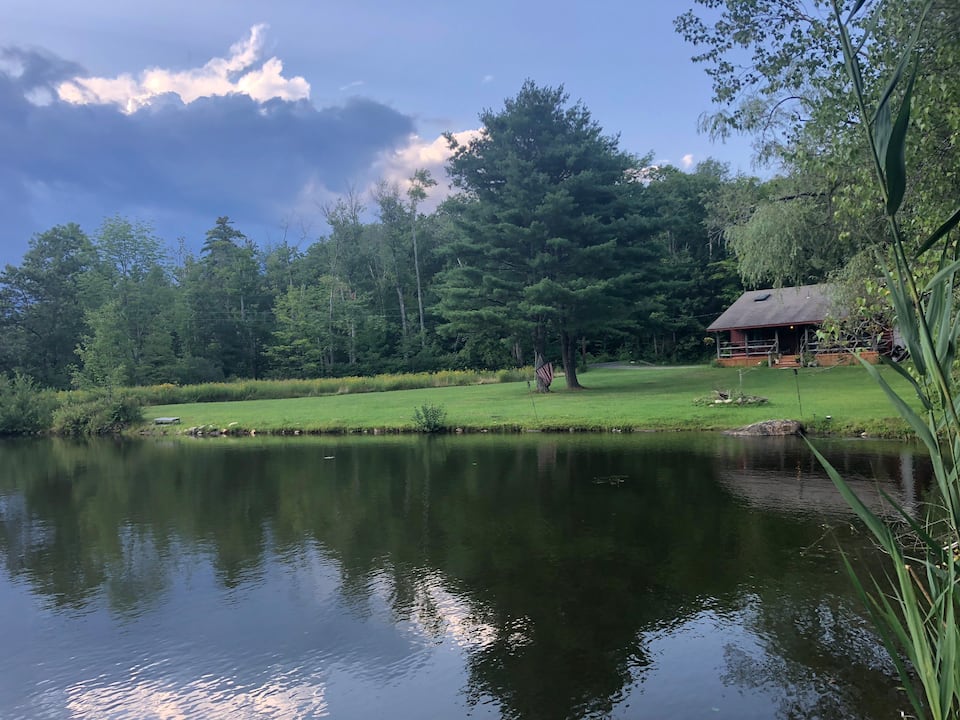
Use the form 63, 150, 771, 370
3, 3, 956, 394
0, 82, 747, 391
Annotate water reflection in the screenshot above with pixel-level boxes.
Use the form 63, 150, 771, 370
0, 434, 928, 719
716, 436, 920, 517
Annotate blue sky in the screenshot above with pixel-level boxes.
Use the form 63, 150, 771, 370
0, 0, 760, 267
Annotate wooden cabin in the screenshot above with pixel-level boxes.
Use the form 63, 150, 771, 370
707, 283, 881, 367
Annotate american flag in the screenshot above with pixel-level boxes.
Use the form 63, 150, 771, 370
535, 361, 554, 387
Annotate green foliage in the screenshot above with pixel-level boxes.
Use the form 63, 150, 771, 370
140, 366, 916, 437
725, 184, 846, 286
0, 373, 57, 435
74, 368, 531, 407
180, 216, 270, 380
52, 391, 143, 436
637, 162, 744, 362
411, 403, 448, 433
1, 87, 742, 385
679, 0, 960, 286
438, 81, 660, 388
74, 216, 178, 388
806, 3, 960, 718
0, 224, 96, 388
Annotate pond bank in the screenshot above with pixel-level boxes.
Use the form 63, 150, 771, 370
135, 366, 916, 440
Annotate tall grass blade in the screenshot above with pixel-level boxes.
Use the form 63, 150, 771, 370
924, 256, 960, 293
821, 5, 960, 716
846, 0, 869, 23
916, 206, 960, 258
840, 551, 927, 717
884, 67, 916, 215
878, 357, 934, 412
858, 359, 936, 447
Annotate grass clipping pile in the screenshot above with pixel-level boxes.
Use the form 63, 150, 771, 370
693, 389, 769, 407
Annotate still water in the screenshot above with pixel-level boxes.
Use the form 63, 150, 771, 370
0, 433, 927, 719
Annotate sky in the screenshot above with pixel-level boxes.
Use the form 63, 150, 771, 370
0, 0, 761, 267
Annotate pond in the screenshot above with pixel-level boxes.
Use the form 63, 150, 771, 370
0, 433, 927, 719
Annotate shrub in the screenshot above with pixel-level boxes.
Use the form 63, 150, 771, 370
52, 392, 143, 436
0, 373, 57, 435
86, 368, 532, 407
412, 403, 448, 433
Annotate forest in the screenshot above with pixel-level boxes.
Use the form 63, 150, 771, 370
0, 0, 956, 395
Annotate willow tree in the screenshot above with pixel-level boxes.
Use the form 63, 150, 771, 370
677, 0, 960, 273
439, 81, 658, 389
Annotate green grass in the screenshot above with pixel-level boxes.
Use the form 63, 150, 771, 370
140, 364, 919, 437
64, 368, 528, 406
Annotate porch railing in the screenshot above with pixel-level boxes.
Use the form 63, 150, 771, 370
719, 338, 778, 358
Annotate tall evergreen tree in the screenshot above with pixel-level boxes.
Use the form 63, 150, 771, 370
439, 81, 660, 389
184, 217, 269, 379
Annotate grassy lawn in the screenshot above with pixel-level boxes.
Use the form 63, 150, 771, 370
140, 364, 918, 437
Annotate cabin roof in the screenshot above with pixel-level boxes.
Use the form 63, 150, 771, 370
707, 283, 840, 332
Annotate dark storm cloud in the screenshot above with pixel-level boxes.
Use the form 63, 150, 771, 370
0, 46, 85, 91
0, 46, 416, 264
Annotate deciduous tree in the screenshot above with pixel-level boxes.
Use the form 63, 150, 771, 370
0, 224, 96, 387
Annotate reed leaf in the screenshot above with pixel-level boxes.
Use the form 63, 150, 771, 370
842, 552, 927, 715
858, 359, 936, 447
846, 0, 869, 22
883, 67, 915, 215
822, 2, 960, 716
881, 261, 926, 374
878, 357, 934, 412
916, 207, 960, 258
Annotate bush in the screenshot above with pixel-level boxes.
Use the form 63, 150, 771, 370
83, 368, 533, 407
412, 403, 448, 433
0, 373, 57, 435
52, 392, 143, 436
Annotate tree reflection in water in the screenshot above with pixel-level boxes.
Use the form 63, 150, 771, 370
0, 434, 925, 719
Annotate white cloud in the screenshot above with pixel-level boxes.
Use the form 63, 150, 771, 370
338, 80, 365, 92
371, 129, 481, 210
681, 153, 695, 169
56, 24, 310, 113
293, 129, 482, 228
481, 74, 494, 84
377, 130, 480, 185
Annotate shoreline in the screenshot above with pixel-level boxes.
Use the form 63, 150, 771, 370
135, 418, 915, 441
129, 366, 918, 441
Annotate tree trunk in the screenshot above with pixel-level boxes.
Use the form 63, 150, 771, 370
561, 330, 583, 389
349, 320, 356, 365
412, 223, 426, 347
328, 284, 336, 369
396, 284, 408, 343
340, 285, 357, 366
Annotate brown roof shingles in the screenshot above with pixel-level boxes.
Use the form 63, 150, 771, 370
707, 283, 840, 332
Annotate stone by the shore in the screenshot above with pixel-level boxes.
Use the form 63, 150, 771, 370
725, 420, 804, 437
